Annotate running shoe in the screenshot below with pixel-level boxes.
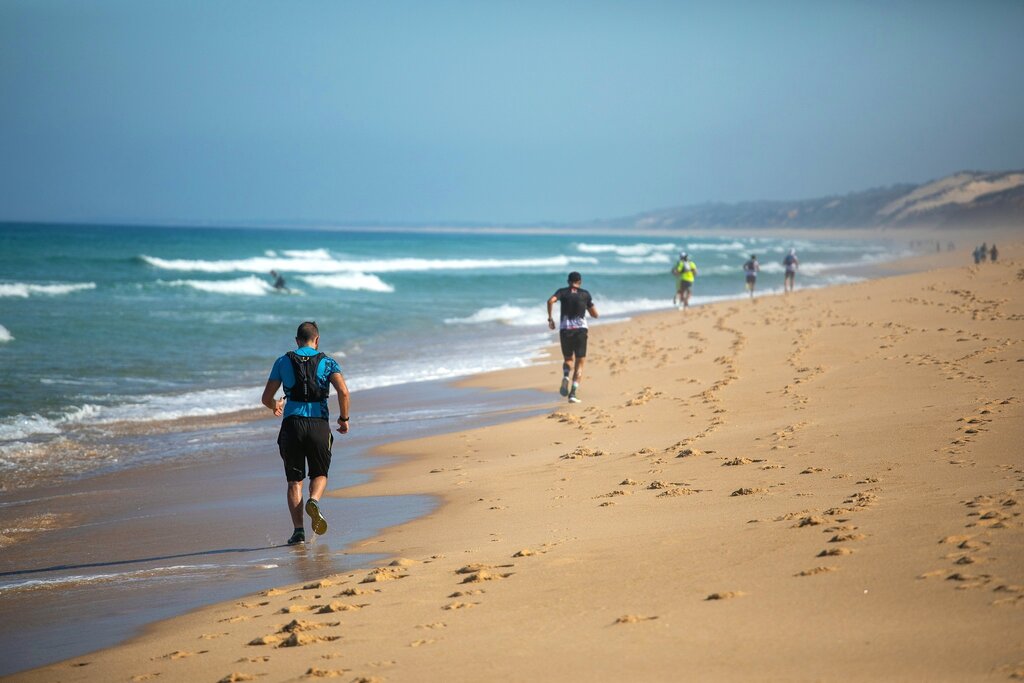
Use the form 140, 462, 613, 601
568, 385, 581, 403
305, 498, 328, 535
559, 376, 570, 397
287, 529, 305, 545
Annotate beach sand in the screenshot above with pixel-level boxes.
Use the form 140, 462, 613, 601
8, 243, 1023, 682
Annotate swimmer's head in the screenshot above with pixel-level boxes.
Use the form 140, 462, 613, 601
567, 271, 582, 285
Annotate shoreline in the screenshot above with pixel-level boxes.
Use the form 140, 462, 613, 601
0, 230, 960, 493
6, 240, 1023, 681
0, 380, 552, 677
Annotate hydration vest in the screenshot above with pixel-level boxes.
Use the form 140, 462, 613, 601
285, 352, 329, 403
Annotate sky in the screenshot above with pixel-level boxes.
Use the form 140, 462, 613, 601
1, 0, 1023, 226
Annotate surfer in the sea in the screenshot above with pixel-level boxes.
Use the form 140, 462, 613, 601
270, 270, 288, 292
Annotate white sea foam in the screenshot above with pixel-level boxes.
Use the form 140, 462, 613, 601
141, 253, 596, 274
0, 562, 262, 594
444, 304, 539, 327
445, 297, 677, 328
298, 273, 394, 293
0, 325, 12, 343
619, 253, 674, 264
282, 248, 332, 259
575, 242, 677, 257
0, 414, 62, 442
684, 241, 747, 252
162, 276, 276, 296
0, 282, 96, 298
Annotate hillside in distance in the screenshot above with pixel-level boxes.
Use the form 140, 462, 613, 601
599, 170, 1024, 230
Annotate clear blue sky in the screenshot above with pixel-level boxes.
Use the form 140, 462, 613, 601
2, 1, 1022, 225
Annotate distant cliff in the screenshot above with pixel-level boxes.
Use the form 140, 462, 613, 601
598, 170, 1024, 230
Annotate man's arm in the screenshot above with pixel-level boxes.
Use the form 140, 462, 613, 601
547, 294, 558, 330
588, 303, 599, 319
262, 379, 284, 416
330, 372, 350, 434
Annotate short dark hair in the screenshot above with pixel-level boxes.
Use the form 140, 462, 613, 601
296, 321, 319, 343
567, 271, 582, 284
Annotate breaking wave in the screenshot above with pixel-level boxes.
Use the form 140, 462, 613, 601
0, 282, 96, 298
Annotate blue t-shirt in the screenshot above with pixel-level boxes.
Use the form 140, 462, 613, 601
268, 346, 342, 420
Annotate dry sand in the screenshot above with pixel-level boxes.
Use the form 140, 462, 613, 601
10, 244, 1024, 682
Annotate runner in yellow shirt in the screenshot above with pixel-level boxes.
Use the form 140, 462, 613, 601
672, 253, 697, 309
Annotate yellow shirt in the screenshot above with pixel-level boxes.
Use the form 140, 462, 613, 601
675, 259, 697, 283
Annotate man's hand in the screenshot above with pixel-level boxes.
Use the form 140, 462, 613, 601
337, 417, 349, 434
548, 318, 556, 330
274, 398, 285, 416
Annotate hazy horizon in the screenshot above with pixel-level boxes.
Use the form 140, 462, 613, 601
2, 1, 1023, 226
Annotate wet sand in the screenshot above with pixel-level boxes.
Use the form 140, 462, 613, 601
0, 381, 548, 676
6, 239, 1024, 682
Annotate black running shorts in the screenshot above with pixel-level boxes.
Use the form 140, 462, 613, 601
278, 417, 333, 481
559, 328, 588, 359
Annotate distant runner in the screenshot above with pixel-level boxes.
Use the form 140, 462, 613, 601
990, 244, 998, 263
262, 321, 350, 545
783, 248, 799, 293
672, 252, 697, 309
547, 272, 599, 404
743, 254, 759, 299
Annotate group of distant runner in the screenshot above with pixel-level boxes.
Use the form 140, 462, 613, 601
671, 248, 800, 306
973, 242, 998, 264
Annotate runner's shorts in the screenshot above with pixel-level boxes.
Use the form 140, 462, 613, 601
678, 280, 692, 291
278, 416, 333, 481
560, 328, 589, 359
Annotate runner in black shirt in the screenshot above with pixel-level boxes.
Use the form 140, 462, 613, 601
547, 271, 599, 403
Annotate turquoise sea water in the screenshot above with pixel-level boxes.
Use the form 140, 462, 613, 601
0, 223, 903, 482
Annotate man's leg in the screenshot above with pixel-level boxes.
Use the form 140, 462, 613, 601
568, 357, 586, 403
560, 360, 572, 396
572, 357, 586, 383
287, 479, 304, 528
308, 475, 327, 502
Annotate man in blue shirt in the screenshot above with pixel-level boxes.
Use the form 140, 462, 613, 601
262, 321, 350, 545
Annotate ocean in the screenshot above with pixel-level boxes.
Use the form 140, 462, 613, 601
0, 222, 905, 486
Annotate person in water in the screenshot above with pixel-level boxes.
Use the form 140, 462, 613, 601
262, 321, 350, 545
270, 270, 288, 291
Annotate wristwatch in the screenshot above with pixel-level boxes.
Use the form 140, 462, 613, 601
338, 416, 350, 422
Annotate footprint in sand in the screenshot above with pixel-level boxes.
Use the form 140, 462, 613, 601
795, 566, 839, 577
731, 487, 768, 496
460, 570, 512, 584
318, 602, 366, 613
303, 667, 349, 678
360, 567, 408, 583
614, 615, 659, 624
818, 547, 854, 557
217, 674, 259, 683
706, 591, 745, 600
